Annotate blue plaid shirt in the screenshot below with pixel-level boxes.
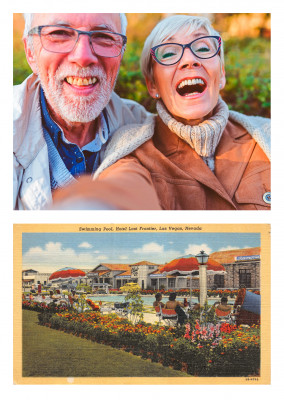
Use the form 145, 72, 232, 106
40, 88, 109, 177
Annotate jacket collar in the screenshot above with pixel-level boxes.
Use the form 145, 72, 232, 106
154, 115, 249, 155
154, 116, 257, 207
13, 74, 125, 170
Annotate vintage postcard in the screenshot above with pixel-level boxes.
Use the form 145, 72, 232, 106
14, 223, 270, 384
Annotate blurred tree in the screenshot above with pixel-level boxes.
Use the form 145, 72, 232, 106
13, 14, 31, 85
213, 13, 271, 39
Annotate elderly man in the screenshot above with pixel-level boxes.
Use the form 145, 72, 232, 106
14, 13, 156, 210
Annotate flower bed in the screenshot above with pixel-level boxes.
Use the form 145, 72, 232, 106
104, 288, 260, 298
37, 310, 260, 376
22, 300, 68, 313
138, 288, 260, 298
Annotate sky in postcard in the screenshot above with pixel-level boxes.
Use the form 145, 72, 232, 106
21, 231, 260, 273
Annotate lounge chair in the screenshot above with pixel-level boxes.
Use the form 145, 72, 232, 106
155, 305, 178, 325
114, 302, 130, 317
215, 307, 235, 324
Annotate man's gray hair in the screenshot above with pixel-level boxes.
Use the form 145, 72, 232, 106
23, 13, 128, 37
140, 14, 224, 83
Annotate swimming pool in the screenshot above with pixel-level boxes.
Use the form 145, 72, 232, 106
88, 294, 234, 306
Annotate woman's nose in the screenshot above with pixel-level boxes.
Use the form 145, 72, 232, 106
67, 33, 98, 67
178, 47, 202, 69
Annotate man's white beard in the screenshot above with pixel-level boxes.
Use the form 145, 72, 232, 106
38, 65, 115, 123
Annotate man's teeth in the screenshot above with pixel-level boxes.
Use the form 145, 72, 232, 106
66, 77, 97, 86
178, 78, 205, 89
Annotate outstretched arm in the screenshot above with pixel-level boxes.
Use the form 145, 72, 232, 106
52, 157, 161, 210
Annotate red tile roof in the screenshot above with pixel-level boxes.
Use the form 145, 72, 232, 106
130, 261, 159, 266
210, 247, 260, 264
116, 271, 132, 276
90, 263, 131, 272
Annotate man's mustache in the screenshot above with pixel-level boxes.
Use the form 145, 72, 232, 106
55, 66, 107, 81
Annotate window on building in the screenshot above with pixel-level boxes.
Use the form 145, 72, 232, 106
168, 278, 175, 288
151, 279, 157, 287
239, 269, 251, 288
214, 275, 224, 288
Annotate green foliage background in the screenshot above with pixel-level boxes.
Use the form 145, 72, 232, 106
13, 15, 270, 118
116, 37, 270, 117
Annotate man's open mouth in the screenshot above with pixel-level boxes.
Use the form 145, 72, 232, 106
65, 76, 98, 86
176, 78, 206, 96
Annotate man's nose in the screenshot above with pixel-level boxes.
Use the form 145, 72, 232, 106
67, 33, 98, 67
178, 47, 201, 69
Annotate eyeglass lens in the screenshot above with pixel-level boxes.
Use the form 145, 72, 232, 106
40, 26, 124, 57
154, 37, 220, 65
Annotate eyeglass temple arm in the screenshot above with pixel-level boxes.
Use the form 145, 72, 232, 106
28, 26, 42, 35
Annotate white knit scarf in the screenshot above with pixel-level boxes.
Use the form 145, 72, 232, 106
156, 97, 229, 171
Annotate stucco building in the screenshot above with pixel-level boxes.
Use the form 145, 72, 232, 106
22, 247, 261, 292
148, 247, 261, 291
210, 247, 260, 289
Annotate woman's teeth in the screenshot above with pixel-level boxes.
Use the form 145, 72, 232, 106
176, 78, 206, 96
177, 78, 205, 89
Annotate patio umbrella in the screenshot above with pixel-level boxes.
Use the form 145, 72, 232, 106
160, 254, 225, 303
49, 267, 86, 288
160, 254, 225, 274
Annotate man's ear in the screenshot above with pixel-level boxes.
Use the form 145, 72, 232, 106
145, 76, 159, 99
219, 64, 226, 90
23, 38, 38, 75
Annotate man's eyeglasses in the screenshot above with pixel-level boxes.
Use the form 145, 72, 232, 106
151, 36, 222, 66
28, 25, 127, 58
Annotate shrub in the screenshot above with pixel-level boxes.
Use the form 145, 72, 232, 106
124, 291, 144, 323
36, 310, 260, 376
76, 283, 92, 293
22, 300, 68, 313
222, 37, 270, 117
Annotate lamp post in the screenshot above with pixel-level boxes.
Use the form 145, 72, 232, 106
196, 250, 209, 307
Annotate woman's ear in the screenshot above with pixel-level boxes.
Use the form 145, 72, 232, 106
219, 64, 226, 90
23, 38, 38, 75
145, 76, 159, 99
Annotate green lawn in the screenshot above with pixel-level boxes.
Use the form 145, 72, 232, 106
22, 310, 188, 377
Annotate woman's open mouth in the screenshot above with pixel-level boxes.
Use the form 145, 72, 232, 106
176, 78, 207, 96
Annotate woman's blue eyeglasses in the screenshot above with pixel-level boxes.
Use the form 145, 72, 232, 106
151, 35, 222, 66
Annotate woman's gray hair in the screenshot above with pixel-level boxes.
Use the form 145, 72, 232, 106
140, 14, 224, 83
23, 13, 128, 37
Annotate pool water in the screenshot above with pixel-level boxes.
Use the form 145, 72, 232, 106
88, 294, 234, 306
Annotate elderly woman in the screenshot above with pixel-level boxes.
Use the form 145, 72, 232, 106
54, 15, 270, 210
